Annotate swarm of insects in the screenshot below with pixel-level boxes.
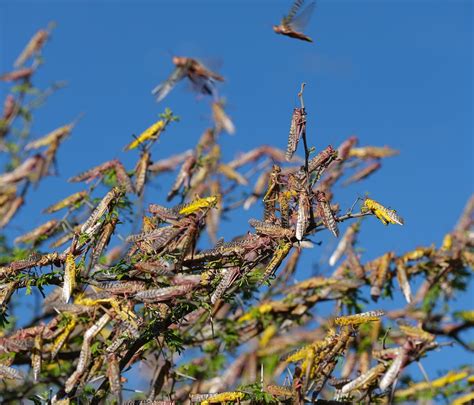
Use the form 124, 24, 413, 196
0, 23, 472, 405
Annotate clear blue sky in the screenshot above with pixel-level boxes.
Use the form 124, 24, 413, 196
1, 0, 472, 394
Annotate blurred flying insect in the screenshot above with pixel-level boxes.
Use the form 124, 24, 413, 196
273, 0, 316, 43
152, 56, 224, 103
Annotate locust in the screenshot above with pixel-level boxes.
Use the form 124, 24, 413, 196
134, 150, 151, 196
316, 190, 339, 237
80, 187, 122, 235
0, 364, 25, 380
349, 145, 399, 159
15, 24, 52, 67
0, 196, 23, 228
2, 94, 16, 121
148, 150, 193, 173
25, 117, 80, 151
134, 284, 194, 303
344, 161, 381, 186
334, 310, 384, 326
262, 164, 282, 221
31, 334, 42, 383
249, 219, 294, 239
363, 197, 404, 226
152, 56, 224, 103
368, 252, 394, 301
0, 154, 44, 186
266, 385, 296, 401
44, 190, 88, 213
113, 160, 134, 193
90, 216, 118, 269
340, 363, 387, 394
212, 100, 235, 135
193, 234, 262, 260
296, 190, 310, 240
14, 219, 58, 244
218, 163, 247, 185
337, 135, 358, 161
0, 67, 34, 82
286, 107, 306, 160
124, 119, 165, 151
329, 222, 359, 266
243, 171, 269, 210
50, 316, 77, 359
259, 241, 293, 285
69, 160, 118, 183
149, 203, 180, 223
177, 195, 219, 216
273, 0, 316, 42
69, 159, 133, 192
62, 253, 76, 303
190, 392, 245, 404
167, 153, 196, 201
227, 145, 290, 169
210, 266, 240, 304
396, 259, 412, 303
64, 313, 111, 393
306, 145, 338, 177
379, 345, 408, 391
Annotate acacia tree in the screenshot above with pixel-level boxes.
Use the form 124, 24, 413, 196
0, 25, 473, 405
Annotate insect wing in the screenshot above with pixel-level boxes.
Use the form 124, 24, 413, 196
152, 66, 187, 103
290, 1, 316, 32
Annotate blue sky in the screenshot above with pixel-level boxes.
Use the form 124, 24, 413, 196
1, 0, 472, 395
